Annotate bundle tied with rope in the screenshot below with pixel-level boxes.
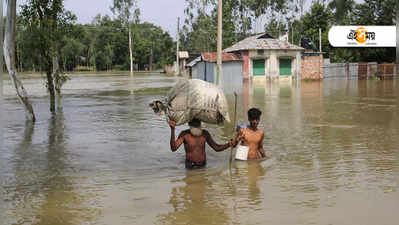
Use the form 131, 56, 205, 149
149, 79, 230, 125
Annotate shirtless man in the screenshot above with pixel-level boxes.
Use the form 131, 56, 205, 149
169, 118, 234, 169
236, 108, 266, 159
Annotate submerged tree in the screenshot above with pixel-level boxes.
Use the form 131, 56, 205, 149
4, 0, 36, 122
21, 0, 75, 112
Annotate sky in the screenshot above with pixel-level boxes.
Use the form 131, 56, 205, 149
13, 0, 187, 39
63, 0, 187, 38
64, 0, 186, 37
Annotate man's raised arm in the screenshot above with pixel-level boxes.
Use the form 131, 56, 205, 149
169, 121, 184, 152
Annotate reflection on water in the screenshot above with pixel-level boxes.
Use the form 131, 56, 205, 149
158, 160, 267, 225
158, 170, 230, 225
2, 100, 98, 225
1, 74, 398, 225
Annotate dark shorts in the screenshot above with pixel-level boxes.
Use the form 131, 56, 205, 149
185, 159, 206, 170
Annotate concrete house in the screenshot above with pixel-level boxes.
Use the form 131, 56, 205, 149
224, 33, 304, 80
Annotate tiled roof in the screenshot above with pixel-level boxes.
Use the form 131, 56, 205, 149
224, 33, 304, 52
201, 52, 241, 62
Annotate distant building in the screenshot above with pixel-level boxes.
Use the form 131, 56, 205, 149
224, 33, 304, 81
187, 52, 242, 85
187, 33, 305, 85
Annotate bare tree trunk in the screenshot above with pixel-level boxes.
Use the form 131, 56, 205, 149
52, 55, 61, 96
129, 26, 134, 77
4, 0, 36, 122
149, 47, 153, 71
46, 67, 56, 113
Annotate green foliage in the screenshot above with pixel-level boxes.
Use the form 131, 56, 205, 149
15, 12, 175, 72
328, 0, 355, 24
54, 72, 71, 94
264, 19, 287, 39
301, 2, 333, 57
20, 0, 75, 68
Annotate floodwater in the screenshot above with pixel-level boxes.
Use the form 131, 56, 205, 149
1, 73, 398, 225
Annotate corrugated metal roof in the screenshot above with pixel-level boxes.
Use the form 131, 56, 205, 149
187, 56, 201, 67
201, 52, 241, 62
224, 33, 304, 52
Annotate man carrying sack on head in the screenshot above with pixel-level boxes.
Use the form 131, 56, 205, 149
169, 118, 235, 169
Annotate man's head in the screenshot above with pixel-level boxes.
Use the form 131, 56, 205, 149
188, 118, 201, 128
188, 118, 203, 136
248, 108, 261, 129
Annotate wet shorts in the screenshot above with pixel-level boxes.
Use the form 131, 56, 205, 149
185, 160, 206, 169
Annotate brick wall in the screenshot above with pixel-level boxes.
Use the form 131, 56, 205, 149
301, 55, 323, 80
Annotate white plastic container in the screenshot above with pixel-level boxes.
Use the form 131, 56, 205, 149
235, 145, 249, 160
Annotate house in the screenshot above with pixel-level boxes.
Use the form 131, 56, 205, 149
187, 52, 242, 84
224, 33, 304, 80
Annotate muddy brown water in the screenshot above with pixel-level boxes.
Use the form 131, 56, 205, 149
1, 73, 398, 225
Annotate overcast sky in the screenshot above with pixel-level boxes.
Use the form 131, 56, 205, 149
63, 0, 187, 38
13, 0, 187, 39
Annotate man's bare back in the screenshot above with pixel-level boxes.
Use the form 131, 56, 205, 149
169, 120, 232, 169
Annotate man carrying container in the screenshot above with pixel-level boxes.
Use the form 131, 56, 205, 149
235, 108, 267, 160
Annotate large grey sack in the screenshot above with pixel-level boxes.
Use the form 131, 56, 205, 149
150, 79, 230, 125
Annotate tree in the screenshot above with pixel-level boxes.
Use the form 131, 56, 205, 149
20, 0, 75, 113
104, 44, 114, 70
301, 2, 333, 56
3, 0, 36, 122
264, 18, 287, 39
111, 0, 140, 76
328, 0, 355, 24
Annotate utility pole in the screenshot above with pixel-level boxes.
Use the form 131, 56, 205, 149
0, 0, 3, 128
319, 28, 322, 52
396, 5, 398, 72
176, 17, 180, 76
0, 0, 3, 78
216, 0, 223, 86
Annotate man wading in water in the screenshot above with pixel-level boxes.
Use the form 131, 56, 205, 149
235, 108, 266, 159
169, 118, 234, 169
